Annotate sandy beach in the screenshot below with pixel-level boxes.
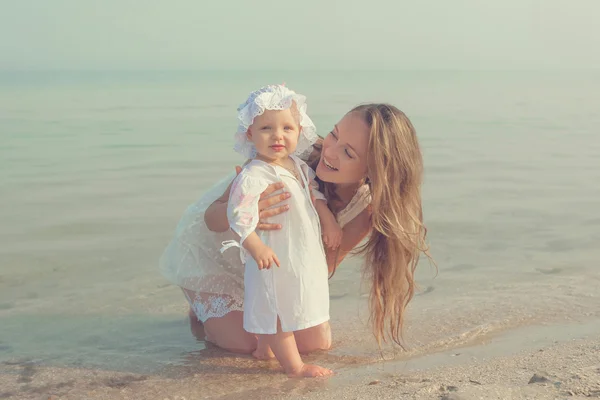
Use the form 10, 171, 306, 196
2, 318, 599, 399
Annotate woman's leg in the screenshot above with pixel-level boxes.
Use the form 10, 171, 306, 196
293, 321, 332, 354
203, 311, 258, 354
251, 323, 333, 359
182, 288, 332, 356
183, 288, 257, 354
187, 308, 206, 340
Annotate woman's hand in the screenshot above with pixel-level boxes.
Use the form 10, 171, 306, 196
205, 165, 292, 233
256, 181, 291, 231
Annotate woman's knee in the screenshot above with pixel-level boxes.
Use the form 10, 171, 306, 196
295, 322, 332, 354
316, 327, 332, 351
296, 336, 331, 354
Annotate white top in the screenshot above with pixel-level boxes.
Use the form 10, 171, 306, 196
222, 155, 329, 334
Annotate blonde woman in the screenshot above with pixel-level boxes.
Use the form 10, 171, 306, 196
160, 103, 431, 355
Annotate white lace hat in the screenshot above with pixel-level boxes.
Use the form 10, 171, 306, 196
234, 84, 318, 159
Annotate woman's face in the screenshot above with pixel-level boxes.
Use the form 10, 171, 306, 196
315, 112, 369, 184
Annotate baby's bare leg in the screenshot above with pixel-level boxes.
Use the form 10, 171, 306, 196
259, 320, 333, 378
252, 336, 275, 360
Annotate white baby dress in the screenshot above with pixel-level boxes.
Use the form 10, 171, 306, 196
222, 155, 330, 335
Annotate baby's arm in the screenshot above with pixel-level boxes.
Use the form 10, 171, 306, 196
223, 170, 280, 269
314, 199, 342, 250
242, 232, 280, 270
309, 176, 342, 250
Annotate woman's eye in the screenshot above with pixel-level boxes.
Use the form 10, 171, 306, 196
345, 149, 353, 159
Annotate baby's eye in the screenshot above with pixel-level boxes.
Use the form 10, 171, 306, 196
284, 126, 295, 131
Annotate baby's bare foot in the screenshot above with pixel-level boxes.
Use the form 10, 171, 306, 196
252, 346, 275, 360
287, 363, 333, 378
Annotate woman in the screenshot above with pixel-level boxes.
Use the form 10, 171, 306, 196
160, 103, 431, 355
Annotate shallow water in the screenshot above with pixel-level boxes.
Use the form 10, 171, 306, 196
1, 70, 599, 394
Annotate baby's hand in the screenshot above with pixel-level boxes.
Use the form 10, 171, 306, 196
322, 220, 342, 250
250, 244, 280, 270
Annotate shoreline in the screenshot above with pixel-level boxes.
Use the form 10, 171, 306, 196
2, 318, 599, 399
272, 327, 600, 400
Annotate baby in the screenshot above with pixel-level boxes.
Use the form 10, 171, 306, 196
221, 84, 337, 377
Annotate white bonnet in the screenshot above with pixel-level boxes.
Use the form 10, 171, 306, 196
234, 84, 318, 159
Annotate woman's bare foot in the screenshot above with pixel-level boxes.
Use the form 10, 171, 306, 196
287, 363, 333, 378
252, 341, 275, 360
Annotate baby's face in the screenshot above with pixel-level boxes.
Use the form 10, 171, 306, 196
247, 109, 300, 162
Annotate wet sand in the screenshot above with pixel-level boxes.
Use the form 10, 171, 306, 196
2, 319, 599, 399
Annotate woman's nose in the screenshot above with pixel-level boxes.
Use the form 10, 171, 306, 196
323, 143, 338, 160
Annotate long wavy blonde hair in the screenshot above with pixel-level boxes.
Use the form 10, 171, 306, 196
351, 103, 432, 348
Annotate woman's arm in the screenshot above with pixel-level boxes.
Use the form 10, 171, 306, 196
204, 167, 293, 233
204, 180, 236, 233
325, 208, 372, 274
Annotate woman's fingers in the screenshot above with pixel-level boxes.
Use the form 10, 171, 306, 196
259, 182, 285, 200
259, 204, 289, 219
258, 192, 290, 210
256, 222, 282, 231
255, 194, 290, 232
254, 183, 290, 232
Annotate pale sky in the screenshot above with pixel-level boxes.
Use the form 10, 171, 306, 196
0, 0, 598, 70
